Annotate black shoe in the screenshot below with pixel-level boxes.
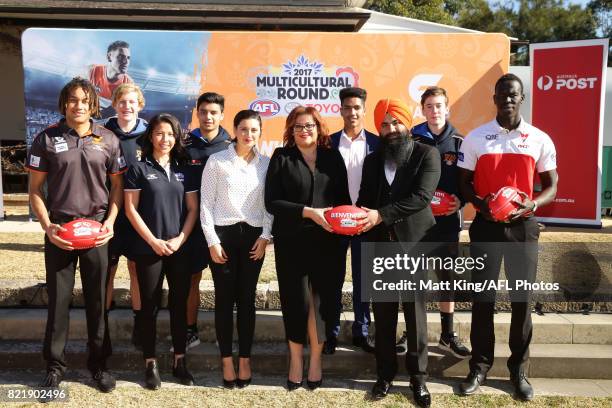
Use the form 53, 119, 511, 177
39, 371, 62, 403
223, 378, 237, 389
510, 370, 534, 401
438, 332, 471, 359
352, 336, 375, 353
286, 379, 302, 391
410, 379, 431, 408
145, 360, 161, 390
322, 336, 337, 355
459, 370, 486, 395
236, 377, 251, 388
172, 356, 195, 386
306, 378, 322, 390
371, 379, 392, 400
92, 369, 116, 393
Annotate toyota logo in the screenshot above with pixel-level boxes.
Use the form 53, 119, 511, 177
537, 75, 554, 91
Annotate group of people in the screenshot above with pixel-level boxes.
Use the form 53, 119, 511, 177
26, 72, 557, 407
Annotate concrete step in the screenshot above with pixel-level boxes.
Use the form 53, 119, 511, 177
2, 340, 612, 379
1, 279, 610, 313
1, 309, 611, 345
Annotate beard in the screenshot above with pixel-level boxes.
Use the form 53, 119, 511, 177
380, 130, 414, 167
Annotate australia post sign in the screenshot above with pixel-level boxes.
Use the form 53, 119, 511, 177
531, 39, 609, 227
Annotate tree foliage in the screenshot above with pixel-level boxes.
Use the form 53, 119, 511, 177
365, 0, 610, 65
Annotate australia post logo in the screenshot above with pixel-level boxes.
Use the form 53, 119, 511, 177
537, 74, 597, 91
249, 55, 359, 117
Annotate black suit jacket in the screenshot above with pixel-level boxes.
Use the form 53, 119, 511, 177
265, 145, 351, 237
356, 141, 441, 243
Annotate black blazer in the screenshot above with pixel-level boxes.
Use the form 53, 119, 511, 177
265, 145, 351, 237
356, 142, 441, 242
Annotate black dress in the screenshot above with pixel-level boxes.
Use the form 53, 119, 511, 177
264, 145, 351, 344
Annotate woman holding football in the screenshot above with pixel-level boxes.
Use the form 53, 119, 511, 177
265, 106, 350, 391
200, 109, 273, 389
124, 113, 198, 390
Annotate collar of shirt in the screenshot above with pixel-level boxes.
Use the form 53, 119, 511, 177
340, 129, 366, 144
58, 118, 95, 138
189, 126, 231, 145
228, 143, 261, 165
494, 116, 528, 135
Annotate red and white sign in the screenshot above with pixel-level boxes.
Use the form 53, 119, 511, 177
530, 39, 609, 227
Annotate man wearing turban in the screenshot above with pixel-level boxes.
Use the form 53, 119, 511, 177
356, 98, 441, 407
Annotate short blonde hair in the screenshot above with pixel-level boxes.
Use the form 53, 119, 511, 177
111, 83, 145, 109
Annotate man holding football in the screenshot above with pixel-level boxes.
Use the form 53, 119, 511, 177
457, 73, 558, 401
27, 77, 126, 398
357, 98, 440, 407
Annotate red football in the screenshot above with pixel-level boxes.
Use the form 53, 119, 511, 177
57, 219, 104, 249
324, 205, 367, 235
430, 189, 456, 216
487, 186, 525, 222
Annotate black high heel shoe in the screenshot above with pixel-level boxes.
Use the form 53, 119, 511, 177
306, 378, 322, 390
145, 360, 161, 390
286, 379, 303, 391
236, 377, 251, 388
223, 378, 237, 389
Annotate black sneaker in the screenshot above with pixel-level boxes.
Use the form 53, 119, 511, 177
438, 332, 471, 358
39, 371, 62, 403
92, 369, 116, 393
395, 331, 408, 356
170, 330, 201, 352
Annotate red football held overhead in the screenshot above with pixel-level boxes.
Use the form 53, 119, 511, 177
430, 190, 456, 216
324, 205, 367, 235
57, 219, 104, 249
487, 186, 525, 222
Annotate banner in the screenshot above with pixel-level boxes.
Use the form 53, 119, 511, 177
22, 29, 510, 155
530, 39, 609, 227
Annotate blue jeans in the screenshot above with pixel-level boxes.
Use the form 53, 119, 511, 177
328, 235, 371, 339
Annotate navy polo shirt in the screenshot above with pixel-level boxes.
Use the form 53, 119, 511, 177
125, 156, 198, 256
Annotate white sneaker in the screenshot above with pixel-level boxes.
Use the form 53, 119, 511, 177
395, 331, 408, 356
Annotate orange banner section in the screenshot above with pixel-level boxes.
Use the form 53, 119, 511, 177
198, 32, 510, 155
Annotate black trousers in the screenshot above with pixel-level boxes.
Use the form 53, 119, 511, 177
468, 215, 539, 374
134, 252, 190, 359
274, 227, 345, 345
210, 223, 264, 358
372, 292, 428, 382
43, 237, 112, 374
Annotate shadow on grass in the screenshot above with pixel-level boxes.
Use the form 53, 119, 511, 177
0, 242, 44, 252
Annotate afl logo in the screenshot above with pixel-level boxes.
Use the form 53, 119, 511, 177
249, 99, 280, 117
537, 75, 554, 91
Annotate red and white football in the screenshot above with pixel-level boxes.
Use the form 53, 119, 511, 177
57, 219, 104, 249
487, 186, 525, 222
324, 205, 367, 235
430, 189, 456, 216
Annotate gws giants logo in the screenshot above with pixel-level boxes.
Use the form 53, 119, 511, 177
537, 74, 597, 91
408, 74, 443, 118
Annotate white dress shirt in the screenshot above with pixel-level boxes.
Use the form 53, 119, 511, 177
384, 160, 397, 185
338, 129, 368, 204
200, 144, 273, 246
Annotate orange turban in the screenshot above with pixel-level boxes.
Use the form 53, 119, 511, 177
373, 98, 414, 134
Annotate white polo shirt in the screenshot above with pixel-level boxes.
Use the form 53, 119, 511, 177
458, 118, 557, 199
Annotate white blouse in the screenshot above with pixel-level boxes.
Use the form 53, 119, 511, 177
200, 144, 273, 246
